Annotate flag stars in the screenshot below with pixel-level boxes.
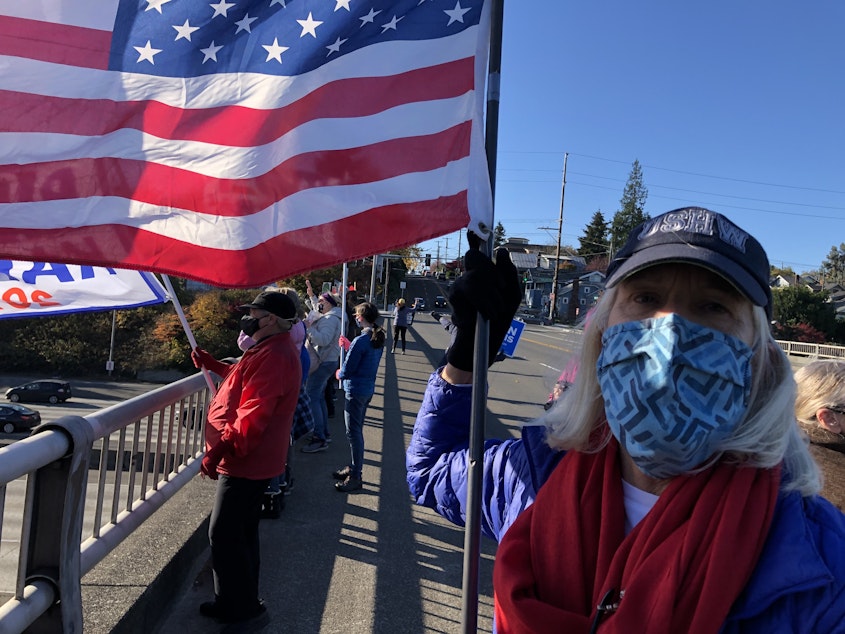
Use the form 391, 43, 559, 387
173, 19, 200, 42
444, 1, 471, 26
145, 0, 172, 13
381, 15, 403, 33
359, 8, 381, 26
235, 13, 258, 34
326, 36, 347, 56
200, 41, 224, 63
134, 40, 162, 64
335, 0, 351, 10
262, 37, 289, 63
270, 0, 286, 7
210, 0, 236, 18
297, 12, 323, 37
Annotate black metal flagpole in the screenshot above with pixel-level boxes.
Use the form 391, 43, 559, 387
461, 0, 505, 630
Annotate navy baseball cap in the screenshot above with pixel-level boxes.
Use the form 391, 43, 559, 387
239, 291, 297, 320
605, 207, 772, 317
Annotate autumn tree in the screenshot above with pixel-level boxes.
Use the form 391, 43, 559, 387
610, 159, 649, 255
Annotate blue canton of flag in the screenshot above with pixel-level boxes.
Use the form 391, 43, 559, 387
111, 0, 484, 77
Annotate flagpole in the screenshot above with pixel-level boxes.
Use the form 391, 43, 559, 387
462, 0, 505, 631
161, 275, 217, 395
339, 263, 349, 381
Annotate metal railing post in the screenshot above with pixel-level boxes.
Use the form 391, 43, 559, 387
21, 416, 94, 633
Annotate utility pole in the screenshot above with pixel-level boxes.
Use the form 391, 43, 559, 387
457, 229, 463, 274
550, 152, 568, 323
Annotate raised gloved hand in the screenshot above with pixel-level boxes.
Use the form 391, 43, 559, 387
338, 335, 351, 351
191, 347, 216, 369
201, 435, 234, 480
446, 232, 521, 372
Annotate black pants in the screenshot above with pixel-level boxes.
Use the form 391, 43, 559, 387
325, 374, 336, 416
209, 475, 270, 609
392, 325, 407, 351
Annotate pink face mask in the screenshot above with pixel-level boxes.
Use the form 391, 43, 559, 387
237, 331, 256, 352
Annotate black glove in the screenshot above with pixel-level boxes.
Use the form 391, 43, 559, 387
446, 232, 521, 372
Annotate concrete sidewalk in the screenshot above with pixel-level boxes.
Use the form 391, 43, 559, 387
154, 323, 527, 634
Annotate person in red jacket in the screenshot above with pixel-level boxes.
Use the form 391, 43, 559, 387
191, 291, 301, 627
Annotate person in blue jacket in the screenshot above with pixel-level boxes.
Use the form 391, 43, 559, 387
406, 208, 845, 633
334, 301, 386, 492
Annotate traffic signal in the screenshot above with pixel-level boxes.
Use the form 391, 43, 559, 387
425, 253, 431, 266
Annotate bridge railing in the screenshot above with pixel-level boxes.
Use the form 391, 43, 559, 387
0, 372, 213, 633
775, 339, 845, 360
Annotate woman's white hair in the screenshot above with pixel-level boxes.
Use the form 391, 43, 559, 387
543, 285, 820, 496
794, 360, 845, 426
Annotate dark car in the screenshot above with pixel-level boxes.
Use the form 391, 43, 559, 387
433, 295, 448, 308
6, 380, 72, 404
413, 297, 426, 310
0, 403, 42, 434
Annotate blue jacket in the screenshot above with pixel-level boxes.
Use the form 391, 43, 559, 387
338, 330, 383, 396
406, 371, 845, 632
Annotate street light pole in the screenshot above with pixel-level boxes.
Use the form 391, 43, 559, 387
549, 152, 568, 323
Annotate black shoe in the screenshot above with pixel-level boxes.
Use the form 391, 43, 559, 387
335, 475, 362, 493
200, 599, 267, 624
332, 465, 352, 480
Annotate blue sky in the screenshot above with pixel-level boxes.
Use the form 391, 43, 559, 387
419, 1, 845, 274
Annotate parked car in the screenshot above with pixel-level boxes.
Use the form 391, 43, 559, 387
413, 297, 426, 310
0, 403, 42, 434
433, 295, 448, 308
6, 380, 72, 404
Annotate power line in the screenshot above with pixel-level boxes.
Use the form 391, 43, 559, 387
501, 150, 845, 196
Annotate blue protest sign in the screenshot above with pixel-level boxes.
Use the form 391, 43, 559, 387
499, 319, 526, 358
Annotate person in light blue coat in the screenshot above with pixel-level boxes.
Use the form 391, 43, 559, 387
334, 302, 386, 493
407, 210, 845, 633
390, 298, 415, 354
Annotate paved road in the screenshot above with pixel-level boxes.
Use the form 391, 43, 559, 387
0, 374, 164, 442
156, 312, 562, 634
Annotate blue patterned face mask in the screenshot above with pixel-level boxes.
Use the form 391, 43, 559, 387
596, 314, 753, 479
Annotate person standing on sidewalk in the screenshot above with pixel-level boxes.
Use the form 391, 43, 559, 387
334, 302, 386, 492
390, 297, 415, 354
302, 281, 343, 453
192, 291, 301, 627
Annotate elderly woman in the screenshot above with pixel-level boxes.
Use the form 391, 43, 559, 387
794, 360, 845, 510
407, 207, 845, 633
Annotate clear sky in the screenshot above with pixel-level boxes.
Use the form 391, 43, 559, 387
419, 1, 845, 274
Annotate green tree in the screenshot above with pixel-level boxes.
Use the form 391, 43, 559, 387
772, 286, 836, 339
770, 265, 797, 281
493, 221, 507, 248
578, 210, 610, 264
820, 243, 845, 284
610, 159, 649, 255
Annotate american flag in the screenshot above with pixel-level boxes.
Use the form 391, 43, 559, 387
0, 0, 491, 287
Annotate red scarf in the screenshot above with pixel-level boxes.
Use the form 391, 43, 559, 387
494, 439, 780, 634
